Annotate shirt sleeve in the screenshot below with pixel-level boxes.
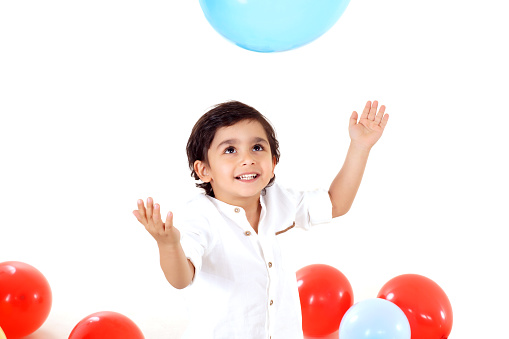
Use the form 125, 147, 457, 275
294, 188, 333, 230
296, 188, 333, 229
272, 183, 333, 231
179, 227, 205, 284
176, 197, 216, 284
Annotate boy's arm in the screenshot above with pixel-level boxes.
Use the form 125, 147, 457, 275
329, 143, 371, 217
329, 101, 389, 218
133, 198, 194, 289
158, 243, 195, 290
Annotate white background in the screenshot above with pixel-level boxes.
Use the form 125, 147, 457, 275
1, 0, 508, 338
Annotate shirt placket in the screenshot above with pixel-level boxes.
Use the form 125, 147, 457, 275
232, 205, 276, 339
258, 198, 276, 339
260, 236, 276, 339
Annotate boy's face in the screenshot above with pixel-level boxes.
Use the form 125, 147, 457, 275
194, 119, 276, 206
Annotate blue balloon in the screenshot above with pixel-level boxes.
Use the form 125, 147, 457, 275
339, 298, 411, 339
198, 0, 351, 53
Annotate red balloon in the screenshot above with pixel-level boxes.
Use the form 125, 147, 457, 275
69, 311, 145, 339
296, 264, 353, 337
0, 261, 52, 339
378, 274, 453, 339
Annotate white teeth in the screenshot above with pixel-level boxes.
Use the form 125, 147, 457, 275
237, 174, 257, 180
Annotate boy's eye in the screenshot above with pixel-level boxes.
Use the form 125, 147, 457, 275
253, 144, 264, 151
224, 146, 236, 154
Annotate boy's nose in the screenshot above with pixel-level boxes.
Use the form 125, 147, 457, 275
240, 152, 256, 165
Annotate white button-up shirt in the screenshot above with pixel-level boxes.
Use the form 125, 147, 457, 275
178, 183, 332, 339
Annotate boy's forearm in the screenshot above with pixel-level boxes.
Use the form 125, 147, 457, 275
329, 142, 371, 218
158, 243, 195, 289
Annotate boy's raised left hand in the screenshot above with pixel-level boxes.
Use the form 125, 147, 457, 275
133, 197, 181, 248
349, 100, 389, 150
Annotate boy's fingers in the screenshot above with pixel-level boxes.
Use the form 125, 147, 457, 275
133, 210, 141, 222
165, 211, 174, 231
349, 111, 358, 128
360, 101, 371, 120
153, 204, 163, 226
133, 209, 149, 228
137, 199, 146, 219
368, 100, 378, 120
375, 105, 386, 124
380, 113, 389, 129
146, 197, 153, 218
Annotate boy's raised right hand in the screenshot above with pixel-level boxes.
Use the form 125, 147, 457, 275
133, 197, 180, 247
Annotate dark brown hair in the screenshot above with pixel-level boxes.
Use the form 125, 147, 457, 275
186, 101, 280, 197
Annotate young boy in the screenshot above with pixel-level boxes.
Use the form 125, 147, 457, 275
133, 100, 388, 338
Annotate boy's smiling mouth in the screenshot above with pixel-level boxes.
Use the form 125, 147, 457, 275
235, 173, 259, 181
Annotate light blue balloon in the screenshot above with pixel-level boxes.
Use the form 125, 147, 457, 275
339, 298, 411, 339
198, 0, 351, 53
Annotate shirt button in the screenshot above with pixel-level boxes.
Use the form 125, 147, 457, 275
270, 300, 274, 306
244, 231, 251, 236
268, 262, 272, 268
234, 207, 240, 213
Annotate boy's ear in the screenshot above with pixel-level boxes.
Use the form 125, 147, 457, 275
194, 160, 211, 183
271, 156, 277, 178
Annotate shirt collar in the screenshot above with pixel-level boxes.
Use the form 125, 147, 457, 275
205, 194, 268, 229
